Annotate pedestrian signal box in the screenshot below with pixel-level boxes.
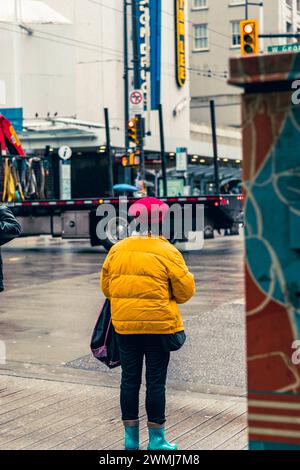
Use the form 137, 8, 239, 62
240, 19, 259, 56
120, 153, 140, 167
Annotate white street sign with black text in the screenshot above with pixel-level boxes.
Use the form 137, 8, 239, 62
129, 89, 143, 115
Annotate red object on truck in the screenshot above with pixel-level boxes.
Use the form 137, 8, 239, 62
0, 115, 26, 156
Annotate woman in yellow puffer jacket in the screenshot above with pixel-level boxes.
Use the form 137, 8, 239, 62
100, 197, 195, 451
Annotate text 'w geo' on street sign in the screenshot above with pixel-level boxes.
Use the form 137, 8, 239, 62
267, 44, 300, 54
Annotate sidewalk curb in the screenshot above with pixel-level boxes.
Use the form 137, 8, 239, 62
0, 361, 246, 402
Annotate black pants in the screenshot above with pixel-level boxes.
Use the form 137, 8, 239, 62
116, 334, 170, 425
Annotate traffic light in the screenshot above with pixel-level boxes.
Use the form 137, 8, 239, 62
128, 118, 138, 144
121, 156, 128, 167
240, 19, 259, 56
120, 152, 140, 167
129, 153, 140, 166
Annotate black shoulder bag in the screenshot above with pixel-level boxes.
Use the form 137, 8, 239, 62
161, 331, 186, 352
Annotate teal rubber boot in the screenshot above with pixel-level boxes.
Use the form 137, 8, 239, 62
147, 423, 178, 451
123, 420, 139, 450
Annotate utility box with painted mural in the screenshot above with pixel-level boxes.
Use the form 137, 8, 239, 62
229, 52, 300, 449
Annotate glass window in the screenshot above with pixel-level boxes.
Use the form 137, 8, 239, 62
286, 21, 294, 43
193, 0, 208, 8
231, 20, 241, 47
193, 24, 209, 50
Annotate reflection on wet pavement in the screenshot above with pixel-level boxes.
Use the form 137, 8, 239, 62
0, 235, 245, 393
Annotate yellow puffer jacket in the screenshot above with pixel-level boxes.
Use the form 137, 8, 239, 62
100, 235, 195, 335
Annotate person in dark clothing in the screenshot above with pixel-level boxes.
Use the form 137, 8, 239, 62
0, 204, 21, 292
116, 334, 170, 426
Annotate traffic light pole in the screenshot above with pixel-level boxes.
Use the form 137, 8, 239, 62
136, 115, 145, 180
123, 0, 131, 184
131, 0, 140, 90
123, 0, 129, 150
245, 0, 263, 19
158, 104, 167, 197
210, 100, 220, 195
104, 107, 114, 196
131, 0, 145, 181
259, 33, 300, 38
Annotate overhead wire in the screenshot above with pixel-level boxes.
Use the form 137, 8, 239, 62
0, 24, 126, 62
87, 0, 233, 41
0, 2, 231, 80
26, 26, 129, 57
87, 0, 234, 50
0, 23, 229, 77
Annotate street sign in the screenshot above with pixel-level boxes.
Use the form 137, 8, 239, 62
267, 44, 300, 54
58, 145, 72, 161
129, 89, 143, 114
60, 162, 71, 200
159, 178, 185, 197
176, 147, 188, 172
58, 146, 72, 198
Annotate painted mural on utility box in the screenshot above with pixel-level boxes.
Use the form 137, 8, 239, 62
229, 52, 300, 450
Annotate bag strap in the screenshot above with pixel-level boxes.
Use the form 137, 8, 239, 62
103, 317, 112, 347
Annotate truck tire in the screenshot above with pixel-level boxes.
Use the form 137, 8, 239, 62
229, 223, 240, 236
204, 222, 214, 239
101, 216, 130, 251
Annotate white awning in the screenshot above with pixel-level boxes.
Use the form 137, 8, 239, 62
0, 0, 71, 24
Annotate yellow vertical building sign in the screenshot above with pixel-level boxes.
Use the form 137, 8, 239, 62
175, 0, 186, 88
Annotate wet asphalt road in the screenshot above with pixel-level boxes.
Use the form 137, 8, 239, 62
0, 235, 246, 395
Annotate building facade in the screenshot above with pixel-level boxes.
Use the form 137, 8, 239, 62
189, 0, 300, 128
0, 0, 243, 200
0, 0, 190, 151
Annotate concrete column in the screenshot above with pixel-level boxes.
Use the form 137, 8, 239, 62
229, 52, 300, 450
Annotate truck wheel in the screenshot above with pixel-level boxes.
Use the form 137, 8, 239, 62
101, 216, 129, 251
204, 223, 214, 239
229, 223, 240, 236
